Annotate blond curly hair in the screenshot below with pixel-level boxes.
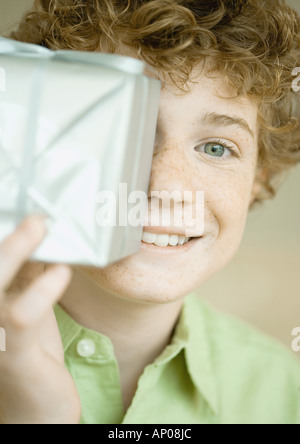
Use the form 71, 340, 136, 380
8, 0, 300, 204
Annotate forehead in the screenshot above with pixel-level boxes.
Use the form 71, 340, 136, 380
113, 45, 259, 134
156, 68, 259, 136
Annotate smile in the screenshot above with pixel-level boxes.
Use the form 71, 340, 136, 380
141, 230, 202, 253
142, 231, 191, 247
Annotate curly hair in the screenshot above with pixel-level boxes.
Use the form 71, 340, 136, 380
8, 0, 300, 204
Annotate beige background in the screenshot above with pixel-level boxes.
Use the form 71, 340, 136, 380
0, 0, 299, 354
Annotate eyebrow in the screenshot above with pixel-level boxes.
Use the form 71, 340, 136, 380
199, 112, 255, 139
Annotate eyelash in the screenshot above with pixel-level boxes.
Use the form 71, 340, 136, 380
196, 139, 240, 159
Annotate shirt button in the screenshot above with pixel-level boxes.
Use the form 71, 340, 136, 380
76, 339, 96, 358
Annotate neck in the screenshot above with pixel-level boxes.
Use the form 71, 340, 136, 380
59, 267, 184, 410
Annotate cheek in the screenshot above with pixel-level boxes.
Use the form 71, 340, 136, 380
206, 170, 254, 256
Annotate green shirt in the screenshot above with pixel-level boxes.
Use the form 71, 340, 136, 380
54, 293, 300, 424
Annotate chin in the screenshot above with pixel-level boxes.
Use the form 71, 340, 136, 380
79, 251, 217, 305
78, 228, 243, 305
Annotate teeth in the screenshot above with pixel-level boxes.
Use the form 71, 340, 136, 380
142, 231, 157, 244
154, 234, 169, 247
169, 235, 179, 246
142, 232, 190, 247
178, 236, 185, 245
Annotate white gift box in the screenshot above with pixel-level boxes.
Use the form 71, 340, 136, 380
0, 38, 161, 267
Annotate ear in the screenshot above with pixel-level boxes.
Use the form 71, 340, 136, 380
249, 167, 269, 207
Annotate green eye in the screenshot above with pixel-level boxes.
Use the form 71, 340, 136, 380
204, 143, 225, 157
194, 141, 235, 159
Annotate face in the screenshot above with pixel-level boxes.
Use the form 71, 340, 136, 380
80, 68, 259, 304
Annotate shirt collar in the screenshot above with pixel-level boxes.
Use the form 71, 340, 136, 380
54, 304, 82, 350
181, 293, 219, 415
54, 292, 219, 415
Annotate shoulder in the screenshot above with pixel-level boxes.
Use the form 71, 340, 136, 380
187, 293, 300, 365
186, 294, 300, 423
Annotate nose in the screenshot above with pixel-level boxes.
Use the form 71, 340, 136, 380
148, 138, 192, 197
146, 139, 204, 235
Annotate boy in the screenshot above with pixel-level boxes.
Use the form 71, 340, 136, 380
0, 0, 300, 424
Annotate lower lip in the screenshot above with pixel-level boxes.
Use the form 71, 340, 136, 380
140, 237, 202, 255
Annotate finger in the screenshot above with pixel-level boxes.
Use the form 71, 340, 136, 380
38, 309, 65, 363
18, 262, 46, 280
6, 262, 46, 294
0, 215, 47, 293
8, 264, 72, 328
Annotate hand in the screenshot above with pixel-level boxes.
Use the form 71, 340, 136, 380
0, 215, 81, 424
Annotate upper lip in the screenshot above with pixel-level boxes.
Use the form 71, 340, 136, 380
143, 227, 202, 238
